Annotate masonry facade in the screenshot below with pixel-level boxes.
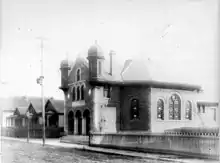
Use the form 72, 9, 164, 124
60, 43, 219, 137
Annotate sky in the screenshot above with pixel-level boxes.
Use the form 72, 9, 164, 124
0, 0, 219, 101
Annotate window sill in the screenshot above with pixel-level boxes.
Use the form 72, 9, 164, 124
130, 118, 140, 122
155, 119, 193, 122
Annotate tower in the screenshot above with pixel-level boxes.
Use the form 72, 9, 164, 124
87, 41, 105, 81
60, 59, 71, 92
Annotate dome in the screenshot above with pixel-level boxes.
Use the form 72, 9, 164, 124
60, 59, 70, 68
88, 42, 104, 58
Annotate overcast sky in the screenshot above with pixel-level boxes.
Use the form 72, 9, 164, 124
0, 0, 219, 101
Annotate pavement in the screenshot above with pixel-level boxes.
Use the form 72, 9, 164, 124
1, 136, 219, 163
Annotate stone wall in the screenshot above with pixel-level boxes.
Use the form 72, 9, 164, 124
90, 132, 219, 160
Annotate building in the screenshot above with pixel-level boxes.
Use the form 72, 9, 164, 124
59, 42, 219, 140
1, 96, 65, 138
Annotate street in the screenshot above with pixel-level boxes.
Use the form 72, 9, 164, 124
1, 139, 168, 163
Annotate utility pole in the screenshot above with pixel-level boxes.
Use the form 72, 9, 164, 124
36, 36, 46, 146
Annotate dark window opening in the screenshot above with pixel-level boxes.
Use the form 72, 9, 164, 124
202, 105, 205, 113
98, 61, 102, 75
76, 69, 80, 81
81, 85, 84, 100
103, 85, 111, 98
72, 87, 75, 101
77, 87, 80, 100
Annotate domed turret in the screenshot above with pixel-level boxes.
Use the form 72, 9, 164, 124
60, 59, 71, 92
60, 59, 70, 68
88, 41, 104, 59
87, 41, 105, 80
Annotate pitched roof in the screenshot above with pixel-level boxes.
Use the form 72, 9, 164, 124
15, 106, 28, 115
27, 97, 50, 113
66, 46, 201, 91
48, 99, 64, 113
0, 96, 29, 111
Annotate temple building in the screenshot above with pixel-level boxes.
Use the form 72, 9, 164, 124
59, 43, 219, 141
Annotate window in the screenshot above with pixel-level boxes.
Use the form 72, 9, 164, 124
98, 61, 102, 75
103, 85, 111, 98
157, 99, 164, 120
202, 105, 205, 113
214, 108, 216, 121
198, 105, 201, 113
185, 101, 192, 120
72, 87, 75, 101
130, 99, 140, 120
169, 94, 181, 120
76, 69, 81, 81
77, 86, 80, 100
81, 85, 84, 100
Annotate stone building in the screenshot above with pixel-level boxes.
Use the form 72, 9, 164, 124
60, 43, 219, 139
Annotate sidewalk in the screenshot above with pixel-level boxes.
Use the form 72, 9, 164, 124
1, 136, 218, 163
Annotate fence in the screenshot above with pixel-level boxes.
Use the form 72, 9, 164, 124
1, 127, 64, 138
90, 132, 219, 160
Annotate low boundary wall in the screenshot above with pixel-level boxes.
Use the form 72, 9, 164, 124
90, 132, 219, 160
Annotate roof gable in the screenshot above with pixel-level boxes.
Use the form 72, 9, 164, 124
68, 56, 89, 83
14, 108, 20, 116
16, 106, 28, 115
47, 99, 64, 113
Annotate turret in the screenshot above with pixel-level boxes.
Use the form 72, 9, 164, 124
87, 42, 105, 81
60, 59, 71, 92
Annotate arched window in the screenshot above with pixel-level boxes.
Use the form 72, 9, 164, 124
76, 69, 81, 81
77, 86, 80, 100
157, 99, 164, 120
169, 94, 181, 120
130, 99, 139, 120
98, 61, 102, 75
185, 101, 192, 120
72, 87, 75, 101
81, 85, 84, 100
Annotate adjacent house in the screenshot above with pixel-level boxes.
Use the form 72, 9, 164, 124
1, 96, 64, 138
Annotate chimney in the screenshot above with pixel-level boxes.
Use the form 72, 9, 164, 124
109, 50, 115, 76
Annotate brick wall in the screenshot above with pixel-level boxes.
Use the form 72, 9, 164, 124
120, 86, 151, 131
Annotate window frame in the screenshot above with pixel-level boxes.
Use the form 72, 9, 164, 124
98, 61, 102, 75
72, 87, 76, 101
76, 86, 80, 101
81, 85, 84, 100
76, 68, 81, 81
169, 94, 181, 120
157, 99, 164, 120
103, 85, 111, 98
185, 101, 192, 120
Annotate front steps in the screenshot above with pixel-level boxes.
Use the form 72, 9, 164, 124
60, 135, 89, 145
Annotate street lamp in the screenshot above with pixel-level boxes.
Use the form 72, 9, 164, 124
26, 111, 33, 143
